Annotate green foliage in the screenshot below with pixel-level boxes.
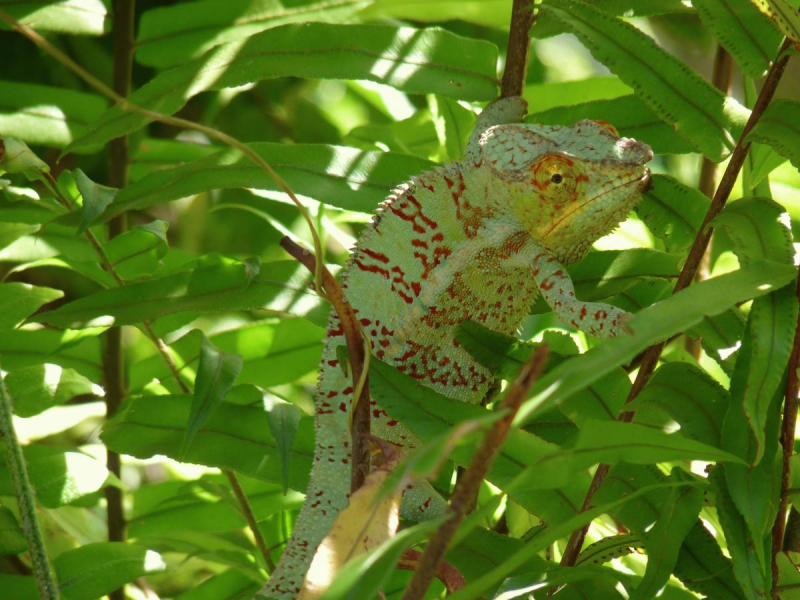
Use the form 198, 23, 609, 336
0, 1, 798, 598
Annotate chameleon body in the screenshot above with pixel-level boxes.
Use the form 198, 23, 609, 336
260, 98, 652, 598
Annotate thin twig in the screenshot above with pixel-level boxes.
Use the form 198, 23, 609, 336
224, 469, 277, 573
559, 37, 794, 569
0, 364, 59, 600
772, 271, 800, 590
280, 237, 372, 493
501, 0, 536, 98
401, 346, 550, 600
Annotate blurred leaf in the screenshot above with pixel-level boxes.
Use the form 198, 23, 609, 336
0, 506, 27, 554
0, 445, 111, 508
637, 174, 710, 253
633, 469, 703, 600
516, 420, 741, 490
775, 553, 800, 599
0, 223, 40, 252
686, 307, 746, 375
174, 568, 261, 600
693, 0, 782, 78
67, 23, 499, 153
0, 575, 37, 599
0, 328, 104, 381
136, 0, 372, 68
540, 0, 745, 161
0, 137, 49, 179
747, 99, 800, 170
0, 81, 106, 150
103, 220, 169, 281
34, 259, 328, 329
429, 95, 475, 161
129, 477, 303, 538
344, 110, 439, 157
182, 334, 243, 457
0, 282, 62, 330
264, 395, 303, 494
630, 362, 728, 448
362, 0, 511, 27
102, 395, 316, 491
0, 0, 108, 35
6, 363, 96, 417
109, 143, 433, 218
529, 95, 698, 156
751, 0, 800, 43
74, 169, 117, 234
55, 542, 166, 600
524, 76, 631, 113
129, 138, 219, 181
518, 260, 796, 424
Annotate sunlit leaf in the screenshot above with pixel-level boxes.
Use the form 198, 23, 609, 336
0, 282, 62, 330
0, 0, 108, 35
747, 99, 800, 170
637, 174, 709, 253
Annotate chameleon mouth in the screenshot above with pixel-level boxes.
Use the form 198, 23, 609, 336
542, 168, 651, 240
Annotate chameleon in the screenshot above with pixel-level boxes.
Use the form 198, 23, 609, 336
259, 96, 652, 598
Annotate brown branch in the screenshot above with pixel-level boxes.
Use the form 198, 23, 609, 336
224, 469, 277, 573
559, 38, 794, 570
105, 9, 135, 600
772, 271, 800, 589
401, 346, 549, 600
280, 237, 371, 493
501, 0, 536, 98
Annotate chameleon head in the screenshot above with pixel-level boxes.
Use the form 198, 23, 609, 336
472, 119, 653, 264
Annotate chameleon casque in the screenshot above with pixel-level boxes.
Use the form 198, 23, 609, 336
260, 97, 653, 598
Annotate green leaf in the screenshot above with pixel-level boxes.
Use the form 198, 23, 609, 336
345, 109, 439, 157
174, 568, 261, 600
182, 334, 243, 457
455, 320, 540, 381
517, 260, 796, 425
129, 138, 219, 181
264, 395, 303, 495
637, 174, 710, 253
0, 137, 49, 179
362, 0, 512, 28
55, 542, 166, 600
0, 327, 104, 382
104, 220, 169, 281
576, 533, 641, 566
0, 223, 41, 252
369, 359, 589, 526
747, 99, 800, 170
108, 143, 433, 218
0, 0, 108, 35
6, 363, 96, 417
0, 81, 106, 150
693, 0, 783, 78
136, 0, 371, 68
0, 282, 62, 331
751, 0, 800, 43
686, 307, 746, 375
102, 395, 316, 491
33, 259, 329, 329
714, 198, 796, 461
710, 465, 772, 599
67, 23, 499, 154
0, 505, 27, 554
529, 95, 698, 156
0, 575, 37, 598
633, 469, 703, 600
540, 0, 746, 161
515, 420, 741, 490
74, 169, 117, 234
630, 362, 728, 448
0, 445, 111, 508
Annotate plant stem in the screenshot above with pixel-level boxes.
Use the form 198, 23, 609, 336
559, 37, 794, 569
224, 470, 276, 573
501, 0, 536, 98
105, 5, 135, 600
401, 346, 549, 600
0, 367, 59, 600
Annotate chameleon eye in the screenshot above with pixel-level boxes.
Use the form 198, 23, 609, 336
531, 154, 585, 204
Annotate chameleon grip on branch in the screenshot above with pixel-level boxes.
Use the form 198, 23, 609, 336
259, 96, 652, 598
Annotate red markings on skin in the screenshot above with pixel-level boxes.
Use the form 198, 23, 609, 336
540, 278, 555, 291
443, 176, 454, 188
431, 232, 444, 242
579, 306, 587, 320
389, 193, 438, 234
338, 402, 347, 412
362, 248, 389, 263
594, 310, 608, 321
355, 259, 390, 279
411, 239, 428, 249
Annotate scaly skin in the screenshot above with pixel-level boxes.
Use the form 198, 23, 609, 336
259, 98, 652, 598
